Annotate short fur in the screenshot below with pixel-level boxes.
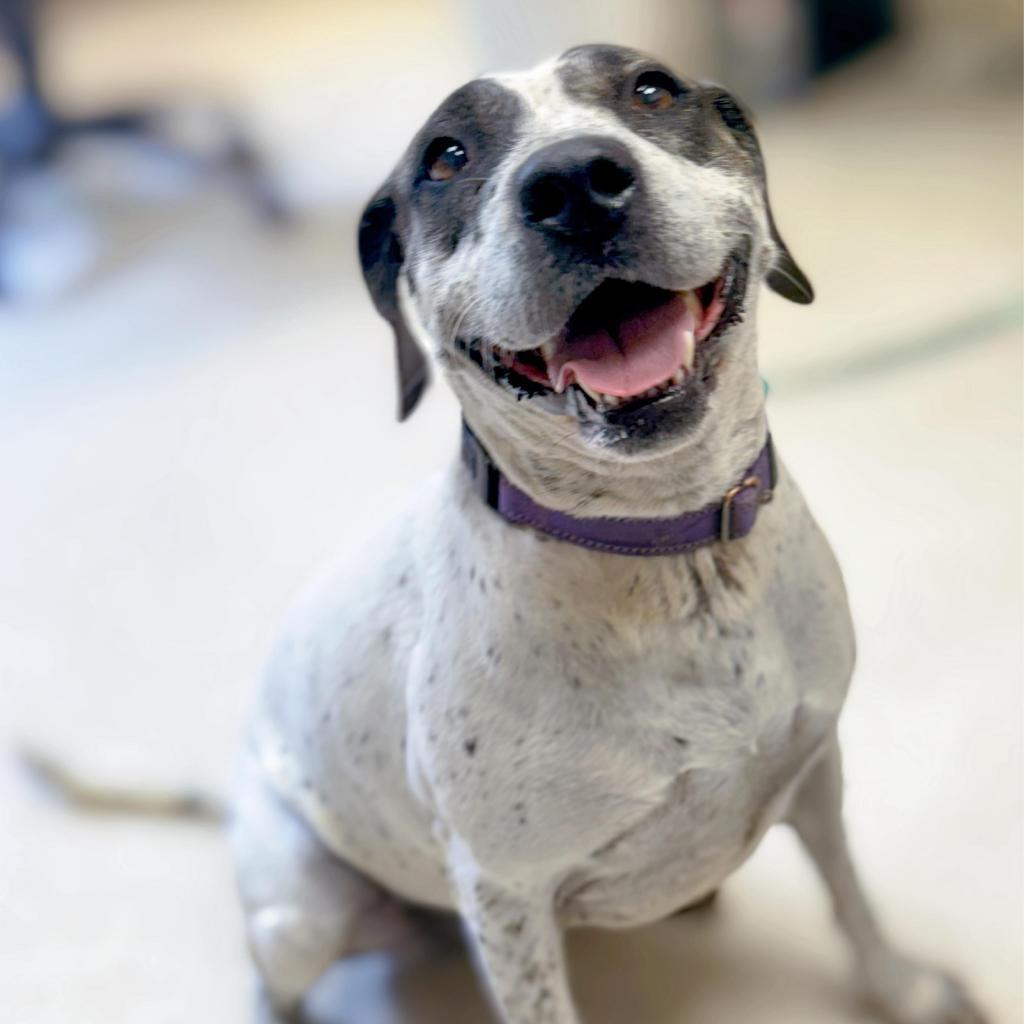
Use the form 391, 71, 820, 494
231, 46, 986, 1024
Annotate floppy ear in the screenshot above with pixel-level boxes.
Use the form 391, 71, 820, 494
762, 205, 814, 305
357, 188, 431, 421
704, 86, 814, 305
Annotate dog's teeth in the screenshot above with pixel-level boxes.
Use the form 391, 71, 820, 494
671, 368, 685, 385
578, 381, 603, 404
681, 329, 696, 373
540, 340, 557, 361
683, 289, 702, 320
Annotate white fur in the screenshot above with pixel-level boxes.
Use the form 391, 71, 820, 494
231, 56, 987, 1024
408, 61, 753, 357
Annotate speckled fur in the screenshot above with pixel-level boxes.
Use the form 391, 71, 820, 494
231, 49, 987, 1024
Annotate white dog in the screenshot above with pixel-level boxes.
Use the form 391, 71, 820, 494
230, 45, 986, 1024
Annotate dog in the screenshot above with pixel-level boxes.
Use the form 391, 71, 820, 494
230, 45, 987, 1024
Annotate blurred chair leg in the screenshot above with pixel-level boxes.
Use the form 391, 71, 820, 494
0, 159, 18, 297
219, 127, 291, 225
0, 0, 290, 300
56, 107, 291, 224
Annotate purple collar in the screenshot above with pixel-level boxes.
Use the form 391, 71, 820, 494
461, 421, 777, 557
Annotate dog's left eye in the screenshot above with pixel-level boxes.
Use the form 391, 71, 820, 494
632, 71, 679, 111
425, 138, 469, 182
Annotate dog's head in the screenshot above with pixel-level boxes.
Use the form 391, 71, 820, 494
359, 44, 811, 459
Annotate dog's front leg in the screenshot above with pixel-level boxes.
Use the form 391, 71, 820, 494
787, 735, 987, 1024
450, 848, 579, 1024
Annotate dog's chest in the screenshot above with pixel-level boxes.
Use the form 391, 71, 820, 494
413, 555, 849, 926
549, 657, 832, 927
430, 651, 823, 892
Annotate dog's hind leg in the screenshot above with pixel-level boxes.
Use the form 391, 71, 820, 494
787, 735, 987, 1024
230, 770, 417, 1022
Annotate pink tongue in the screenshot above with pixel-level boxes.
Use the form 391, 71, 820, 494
548, 295, 694, 398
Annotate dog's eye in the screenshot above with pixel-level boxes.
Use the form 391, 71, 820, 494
632, 71, 679, 111
425, 138, 468, 182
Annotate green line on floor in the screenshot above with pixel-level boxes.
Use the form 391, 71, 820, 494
769, 293, 1023, 394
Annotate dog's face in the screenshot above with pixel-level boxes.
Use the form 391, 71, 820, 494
360, 45, 811, 457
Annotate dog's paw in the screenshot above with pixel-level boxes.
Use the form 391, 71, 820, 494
859, 955, 988, 1024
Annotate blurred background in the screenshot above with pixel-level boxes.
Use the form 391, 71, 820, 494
1, 1, 1021, 1022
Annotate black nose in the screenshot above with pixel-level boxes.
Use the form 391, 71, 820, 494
517, 135, 639, 243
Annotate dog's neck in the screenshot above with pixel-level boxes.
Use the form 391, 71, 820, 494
456, 334, 768, 520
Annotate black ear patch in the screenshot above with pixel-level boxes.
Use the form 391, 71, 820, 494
358, 191, 431, 421
706, 85, 814, 306
711, 91, 755, 135
765, 208, 815, 304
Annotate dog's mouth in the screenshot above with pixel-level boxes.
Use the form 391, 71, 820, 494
454, 249, 746, 416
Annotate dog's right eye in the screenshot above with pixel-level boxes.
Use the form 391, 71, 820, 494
632, 70, 680, 111
424, 138, 469, 182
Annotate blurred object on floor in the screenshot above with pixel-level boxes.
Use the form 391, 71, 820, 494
462, 0, 720, 80
716, 0, 814, 100
0, 0, 287, 299
716, 0, 897, 100
808, 0, 896, 73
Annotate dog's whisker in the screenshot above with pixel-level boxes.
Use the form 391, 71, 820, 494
547, 423, 583, 456
447, 295, 488, 351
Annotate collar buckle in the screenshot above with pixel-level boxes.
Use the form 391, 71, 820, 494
721, 476, 764, 543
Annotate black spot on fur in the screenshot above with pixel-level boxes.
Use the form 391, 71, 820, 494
407, 79, 526, 258
464, 738, 478, 756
